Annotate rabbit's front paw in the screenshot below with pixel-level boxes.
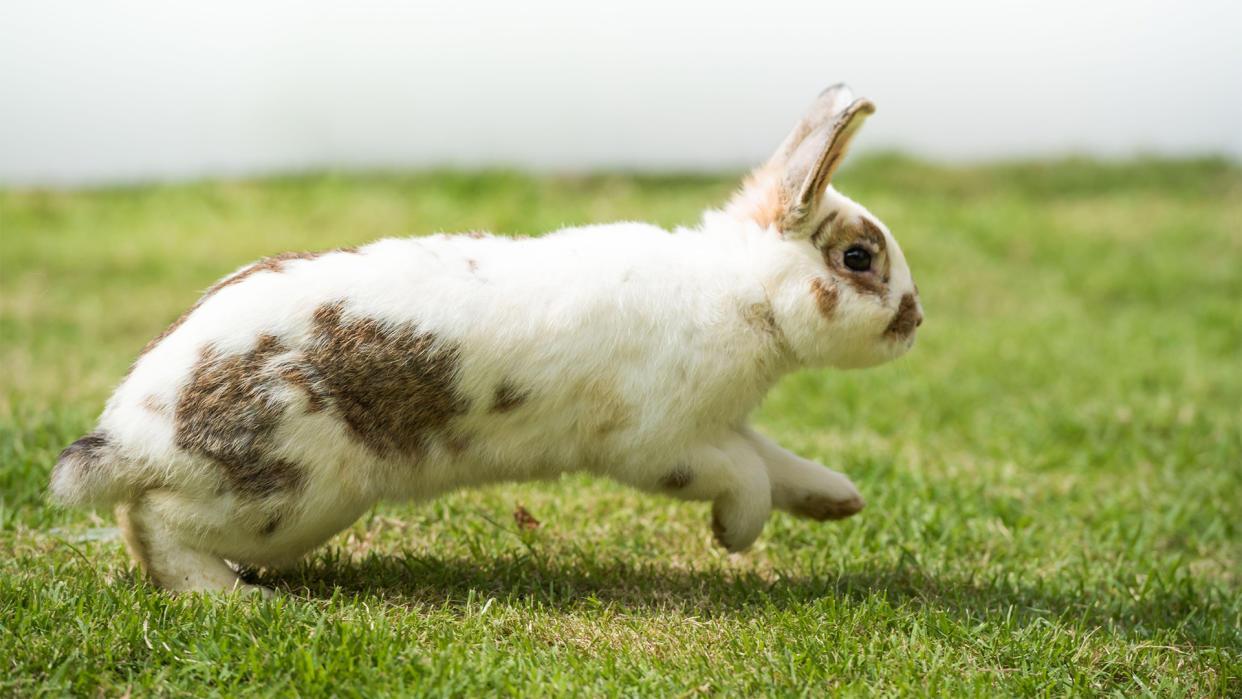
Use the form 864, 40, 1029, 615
709, 485, 771, 553
789, 490, 865, 521
783, 468, 866, 521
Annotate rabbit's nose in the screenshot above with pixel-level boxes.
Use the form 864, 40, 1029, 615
885, 293, 922, 338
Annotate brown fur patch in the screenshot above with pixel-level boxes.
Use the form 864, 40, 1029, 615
490, 381, 529, 413
810, 278, 839, 318
727, 167, 787, 229
141, 395, 168, 415
791, 493, 865, 521
260, 513, 282, 536
819, 216, 890, 299
175, 335, 304, 498
579, 380, 633, 437
276, 363, 329, 412
741, 302, 780, 339
443, 434, 472, 457
885, 293, 922, 338
56, 432, 109, 475
659, 466, 694, 490
810, 210, 839, 247
306, 302, 468, 458
466, 258, 479, 273
134, 247, 360, 364
855, 218, 886, 248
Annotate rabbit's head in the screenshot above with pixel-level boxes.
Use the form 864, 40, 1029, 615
726, 84, 922, 370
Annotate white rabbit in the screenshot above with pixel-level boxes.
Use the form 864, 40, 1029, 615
50, 85, 923, 594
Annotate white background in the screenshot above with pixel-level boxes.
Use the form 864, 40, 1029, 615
1, 0, 1239, 185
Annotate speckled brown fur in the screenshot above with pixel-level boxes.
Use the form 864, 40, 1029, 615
819, 217, 890, 299
579, 380, 633, 437
276, 363, 329, 412
135, 248, 359, 363
443, 434, 472, 457
490, 381, 529, 413
741, 301, 780, 339
175, 335, 304, 498
141, 395, 168, 415
730, 167, 786, 229
306, 302, 468, 459
809, 210, 839, 247
810, 278, 839, 318
885, 293, 922, 338
56, 432, 110, 476
260, 513, 282, 536
659, 466, 694, 490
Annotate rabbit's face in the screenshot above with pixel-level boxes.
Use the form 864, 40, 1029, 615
792, 188, 921, 369
726, 85, 921, 370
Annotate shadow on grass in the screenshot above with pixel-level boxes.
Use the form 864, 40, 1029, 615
254, 547, 1238, 649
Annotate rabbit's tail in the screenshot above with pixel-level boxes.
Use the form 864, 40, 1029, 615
48, 432, 129, 507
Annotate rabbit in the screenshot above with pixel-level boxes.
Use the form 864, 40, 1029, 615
49, 84, 923, 595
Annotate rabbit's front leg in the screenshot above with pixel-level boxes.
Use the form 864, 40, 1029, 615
626, 431, 772, 552
741, 426, 866, 521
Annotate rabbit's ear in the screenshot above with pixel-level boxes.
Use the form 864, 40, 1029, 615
768, 84, 859, 167
779, 95, 875, 233
726, 86, 875, 233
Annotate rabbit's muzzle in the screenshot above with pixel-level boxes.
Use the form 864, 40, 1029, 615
884, 293, 923, 340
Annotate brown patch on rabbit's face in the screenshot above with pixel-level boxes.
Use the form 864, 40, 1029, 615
490, 381, 529, 413
885, 292, 923, 339
810, 278, 839, 318
307, 302, 468, 459
814, 215, 890, 299
176, 335, 304, 499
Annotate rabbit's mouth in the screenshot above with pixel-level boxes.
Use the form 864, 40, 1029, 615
883, 293, 923, 341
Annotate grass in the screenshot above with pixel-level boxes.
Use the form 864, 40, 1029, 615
2, 156, 1240, 696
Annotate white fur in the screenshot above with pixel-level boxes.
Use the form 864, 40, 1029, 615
50, 86, 922, 593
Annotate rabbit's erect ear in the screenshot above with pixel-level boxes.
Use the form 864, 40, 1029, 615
768, 84, 860, 168
726, 85, 875, 233
779, 94, 875, 233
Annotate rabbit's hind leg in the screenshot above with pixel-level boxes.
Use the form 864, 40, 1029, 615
115, 494, 271, 597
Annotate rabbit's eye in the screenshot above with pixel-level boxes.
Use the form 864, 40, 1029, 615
843, 246, 871, 272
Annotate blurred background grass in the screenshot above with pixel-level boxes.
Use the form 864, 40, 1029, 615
1, 156, 1240, 694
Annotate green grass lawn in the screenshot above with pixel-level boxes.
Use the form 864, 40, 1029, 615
2, 156, 1240, 695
